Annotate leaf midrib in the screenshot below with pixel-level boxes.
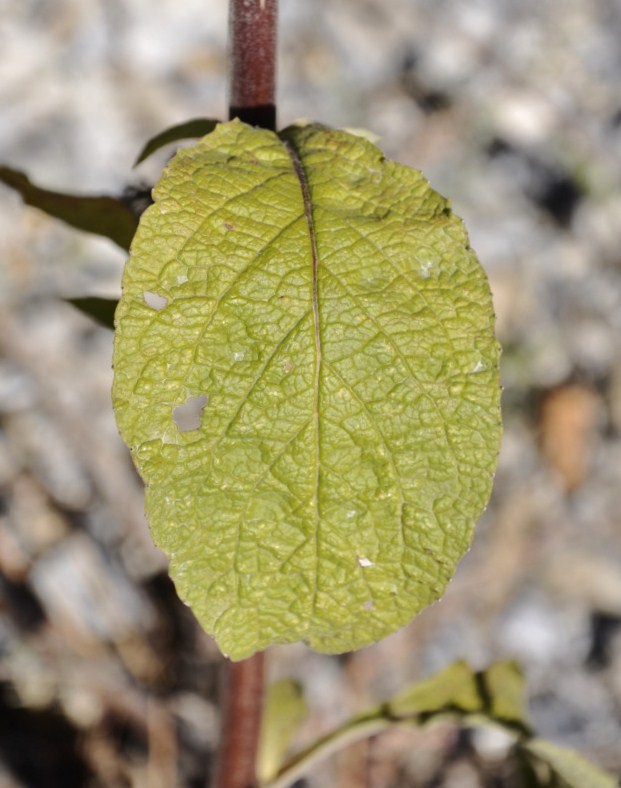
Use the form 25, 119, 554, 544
283, 139, 323, 626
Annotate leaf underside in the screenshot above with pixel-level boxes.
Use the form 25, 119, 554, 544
112, 120, 501, 660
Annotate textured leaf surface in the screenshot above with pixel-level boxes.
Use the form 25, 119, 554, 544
0, 166, 138, 250
113, 120, 501, 659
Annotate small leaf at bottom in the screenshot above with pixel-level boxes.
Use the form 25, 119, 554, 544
258, 680, 308, 783
524, 739, 618, 788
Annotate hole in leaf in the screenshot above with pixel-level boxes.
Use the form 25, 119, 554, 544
358, 557, 373, 568
173, 395, 208, 432
143, 291, 168, 310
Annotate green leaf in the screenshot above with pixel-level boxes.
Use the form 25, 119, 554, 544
112, 119, 502, 659
0, 166, 138, 250
67, 297, 118, 329
524, 739, 618, 788
133, 118, 220, 166
258, 679, 308, 783
389, 660, 481, 718
261, 661, 615, 788
483, 660, 528, 730
264, 660, 527, 788
387, 660, 528, 732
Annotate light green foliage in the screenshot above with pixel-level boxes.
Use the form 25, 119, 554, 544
260, 660, 617, 788
389, 660, 484, 718
483, 659, 526, 727
525, 739, 618, 788
113, 120, 501, 659
258, 679, 308, 783
386, 660, 528, 731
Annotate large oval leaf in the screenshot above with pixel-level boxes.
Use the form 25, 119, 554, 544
112, 120, 501, 659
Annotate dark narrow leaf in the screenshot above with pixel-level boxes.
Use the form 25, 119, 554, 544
67, 297, 118, 329
133, 118, 220, 166
0, 166, 138, 251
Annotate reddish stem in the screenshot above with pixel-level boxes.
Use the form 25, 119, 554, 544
213, 652, 266, 788
214, 4, 275, 786
228, 0, 278, 129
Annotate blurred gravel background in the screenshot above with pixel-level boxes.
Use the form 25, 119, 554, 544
1, 1, 621, 786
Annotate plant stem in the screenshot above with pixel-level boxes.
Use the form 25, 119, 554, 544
265, 715, 392, 788
214, 4, 276, 786
228, 0, 278, 129
213, 652, 266, 788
